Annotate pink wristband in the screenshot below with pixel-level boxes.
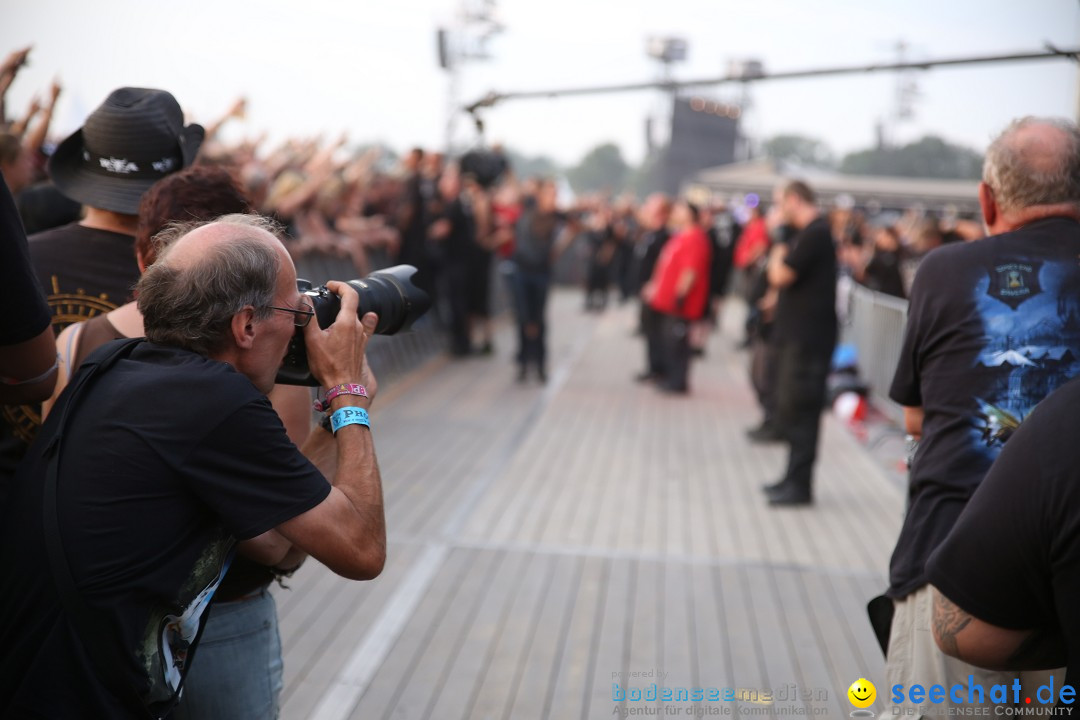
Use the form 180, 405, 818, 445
313, 383, 368, 412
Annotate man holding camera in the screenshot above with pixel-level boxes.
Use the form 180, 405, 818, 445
0, 215, 386, 719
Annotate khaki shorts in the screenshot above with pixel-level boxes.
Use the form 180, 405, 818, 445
884, 585, 1060, 718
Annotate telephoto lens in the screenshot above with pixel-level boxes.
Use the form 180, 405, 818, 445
276, 265, 431, 386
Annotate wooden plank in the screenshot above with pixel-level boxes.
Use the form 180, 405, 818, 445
279, 542, 421, 717
413, 548, 524, 720
591, 405, 636, 552
513, 396, 597, 546
740, 565, 805, 719
624, 559, 663, 713
545, 555, 607, 720
274, 558, 339, 629
716, 564, 769, 717
585, 557, 631, 719
689, 561, 733, 707
556, 390, 623, 548
771, 566, 848, 718
798, 567, 886, 713
503, 553, 581, 719
343, 546, 485, 719
534, 392, 610, 548
461, 550, 554, 719
661, 560, 698, 715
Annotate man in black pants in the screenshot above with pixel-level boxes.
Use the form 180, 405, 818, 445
634, 193, 672, 382
761, 180, 837, 507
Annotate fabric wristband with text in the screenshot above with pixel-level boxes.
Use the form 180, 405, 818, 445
329, 406, 370, 434
314, 383, 368, 412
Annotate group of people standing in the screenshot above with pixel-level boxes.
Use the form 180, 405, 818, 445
730, 182, 838, 508
0, 79, 390, 719
5, 37, 1080, 718
727, 116, 1080, 714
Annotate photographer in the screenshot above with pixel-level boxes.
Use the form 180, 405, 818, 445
0, 215, 386, 719
42, 166, 314, 720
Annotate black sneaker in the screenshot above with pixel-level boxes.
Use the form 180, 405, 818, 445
761, 478, 788, 494
746, 423, 785, 443
767, 484, 813, 507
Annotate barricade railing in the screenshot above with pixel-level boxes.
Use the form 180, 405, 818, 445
294, 251, 445, 388
294, 250, 511, 388
842, 282, 909, 425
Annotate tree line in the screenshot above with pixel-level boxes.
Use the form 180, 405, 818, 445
502, 133, 983, 196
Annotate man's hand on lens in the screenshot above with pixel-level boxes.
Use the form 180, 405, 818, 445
303, 281, 378, 400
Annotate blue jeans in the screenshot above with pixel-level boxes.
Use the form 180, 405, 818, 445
508, 266, 551, 369
172, 588, 283, 720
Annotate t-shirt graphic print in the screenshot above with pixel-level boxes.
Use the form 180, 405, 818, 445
971, 254, 1080, 451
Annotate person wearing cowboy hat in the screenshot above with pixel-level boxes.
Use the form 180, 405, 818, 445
0, 87, 203, 483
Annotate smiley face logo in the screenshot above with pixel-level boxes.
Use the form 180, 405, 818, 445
847, 678, 876, 708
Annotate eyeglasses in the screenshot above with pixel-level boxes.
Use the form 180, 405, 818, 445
266, 299, 315, 327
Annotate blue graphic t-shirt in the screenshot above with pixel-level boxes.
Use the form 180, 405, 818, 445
888, 216, 1080, 598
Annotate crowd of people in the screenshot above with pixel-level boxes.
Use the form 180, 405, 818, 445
2, 40, 1080, 719
707, 117, 1080, 716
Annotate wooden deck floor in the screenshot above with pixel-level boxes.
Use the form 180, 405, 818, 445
275, 290, 905, 720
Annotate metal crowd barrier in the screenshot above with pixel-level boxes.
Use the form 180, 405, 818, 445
842, 282, 909, 424
294, 249, 512, 389
294, 250, 445, 388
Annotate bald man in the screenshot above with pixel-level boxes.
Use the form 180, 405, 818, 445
882, 117, 1080, 716
0, 215, 385, 719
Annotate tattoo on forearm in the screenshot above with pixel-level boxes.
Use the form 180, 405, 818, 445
934, 591, 972, 656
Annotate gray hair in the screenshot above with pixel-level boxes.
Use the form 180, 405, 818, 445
136, 214, 283, 356
983, 117, 1080, 214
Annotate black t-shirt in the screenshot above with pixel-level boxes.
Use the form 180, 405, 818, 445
863, 249, 906, 299
927, 374, 1080, 689
773, 216, 838, 355
0, 341, 330, 718
439, 197, 477, 266
0, 222, 140, 481
0, 175, 50, 346
888, 217, 1080, 598
28, 221, 140, 312
513, 205, 564, 274
636, 228, 670, 288
708, 221, 735, 298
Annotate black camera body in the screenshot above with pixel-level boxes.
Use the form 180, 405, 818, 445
275, 265, 431, 386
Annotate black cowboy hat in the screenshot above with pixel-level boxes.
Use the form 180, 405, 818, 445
48, 87, 204, 215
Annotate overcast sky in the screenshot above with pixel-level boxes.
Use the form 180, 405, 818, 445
2, 0, 1077, 166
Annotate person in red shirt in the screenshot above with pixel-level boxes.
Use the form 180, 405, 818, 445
733, 203, 769, 271
643, 200, 712, 393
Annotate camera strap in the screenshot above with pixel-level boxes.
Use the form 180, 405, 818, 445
40, 337, 178, 719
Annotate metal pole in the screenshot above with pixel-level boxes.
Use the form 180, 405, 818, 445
465, 47, 1080, 111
